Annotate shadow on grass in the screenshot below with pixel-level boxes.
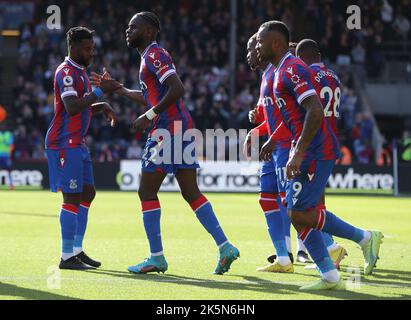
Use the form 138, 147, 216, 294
0, 282, 79, 300
85, 269, 409, 300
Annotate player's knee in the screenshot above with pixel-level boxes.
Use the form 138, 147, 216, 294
138, 187, 157, 202
82, 186, 96, 203
258, 192, 279, 212
63, 193, 81, 207
181, 189, 202, 204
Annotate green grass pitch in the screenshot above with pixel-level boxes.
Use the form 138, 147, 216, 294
1, 191, 410, 300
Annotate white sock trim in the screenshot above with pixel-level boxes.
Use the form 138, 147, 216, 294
327, 243, 340, 252
218, 240, 229, 249
321, 269, 340, 283
151, 251, 164, 257
359, 231, 372, 247
73, 247, 83, 255
61, 253, 75, 261
277, 256, 291, 266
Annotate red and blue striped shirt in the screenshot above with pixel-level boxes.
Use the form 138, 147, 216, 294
309, 62, 341, 139
257, 63, 292, 150
273, 53, 340, 160
45, 57, 92, 150
139, 42, 193, 136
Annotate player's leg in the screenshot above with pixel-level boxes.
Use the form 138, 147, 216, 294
46, 148, 92, 270
274, 148, 297, 263
317, 195, 348, 269
73, 147, 101, 267
175, 168, 239, 275
287, 159, 343, 290
257, 158, 292, 272
128, 170, 168, 274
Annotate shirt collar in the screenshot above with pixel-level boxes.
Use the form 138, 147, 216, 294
276, 51, 292, 72
65, 56, 85, 70
141, 41, 157, 58
310, 62, 325, 68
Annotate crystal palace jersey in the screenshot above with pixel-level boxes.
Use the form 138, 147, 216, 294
45, 57, 92, 149
139, 42, 193, 136
273, 52, 340, 160
309, 62, 341, 139
257, 63, 292, 150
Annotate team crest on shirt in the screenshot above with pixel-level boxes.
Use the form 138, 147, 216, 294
60, 157, 65, 167
291, 74, 300, 84
286, 67, 293, 75
69, 179, 78, 190
149, 52, 155, 59
63, 68, 70, 75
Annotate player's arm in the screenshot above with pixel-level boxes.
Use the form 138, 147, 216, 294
132, 74, 185, 132
62, 79, 122, 116
90, 70, 147, 106
115, 87, 147, 106
260, 122, 291, 161
294, 95, 324, 155
91, 102, 116, 127
152, 74, 185, 114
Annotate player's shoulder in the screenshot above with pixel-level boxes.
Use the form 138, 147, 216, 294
145, 44, 172, 63
55, 60, 77, 78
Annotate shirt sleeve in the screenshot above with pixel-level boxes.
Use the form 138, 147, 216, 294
145, 48, 177, 84
284, 63, 317, 105
255, 105, 265, 124
55, 67, 79, 99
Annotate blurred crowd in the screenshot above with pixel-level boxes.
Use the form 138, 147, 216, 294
9, 0, 410, 164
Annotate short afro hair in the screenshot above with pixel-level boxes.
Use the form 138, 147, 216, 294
66, 26, 94, 47
260, 20, 290, 44
135, 11, 161, 32
295, 39, 320, 56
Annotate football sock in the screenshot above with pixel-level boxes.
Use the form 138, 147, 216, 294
279, 195, 291, 252
259, 193, 289, 260
299, 227, 339, 282
60, 203, 78, 261
315, 208, 371, 246
190, 195, 228, 246
74, 201, 90, 255
297, 237, 307, 253
141, 200, 163, 255
322, 232, 335, 249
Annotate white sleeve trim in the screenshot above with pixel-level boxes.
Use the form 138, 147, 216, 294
61, 90, 78, 98
159, 69, 176, 83
297, 89, 317, 104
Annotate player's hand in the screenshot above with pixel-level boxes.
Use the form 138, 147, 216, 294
132, 114, 150, 132
89, 72, 102, 86
90, 68, 113, 86
260, 138, 276, 162
248, 108, 258, 124
101, 103, 116, 127
286, 149, 304, 180
100, 79, 123, 94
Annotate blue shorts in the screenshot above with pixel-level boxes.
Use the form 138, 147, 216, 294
141, 136, 200, 175
0, 156, 12, 169
259, 156, 278, 194
46, 146, 94, 193
286, 159, 335, 211
273, 148, 290, 194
